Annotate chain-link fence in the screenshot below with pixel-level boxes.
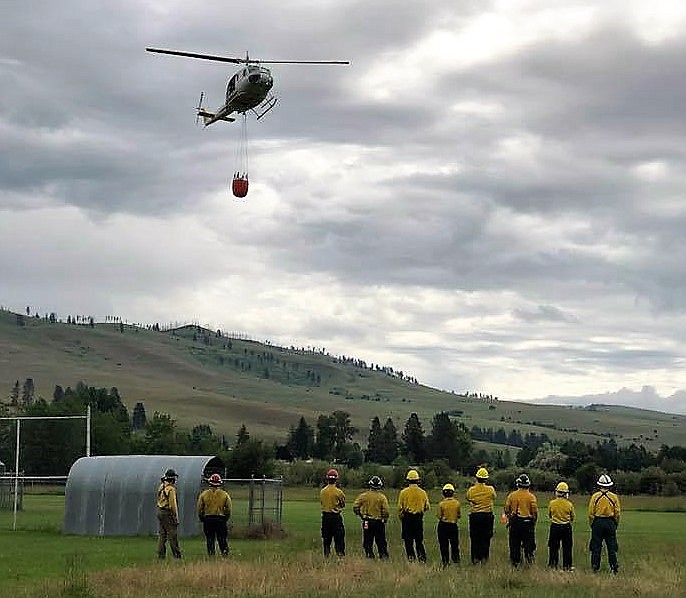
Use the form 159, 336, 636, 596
0, 475, 69, 510
221, 476, 283, 533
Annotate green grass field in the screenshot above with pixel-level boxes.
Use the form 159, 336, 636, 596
0, 490, 683, 597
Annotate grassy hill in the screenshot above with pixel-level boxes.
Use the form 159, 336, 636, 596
1, 308, 684, 450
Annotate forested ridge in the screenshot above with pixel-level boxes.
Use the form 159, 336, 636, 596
1, 307, 685, 494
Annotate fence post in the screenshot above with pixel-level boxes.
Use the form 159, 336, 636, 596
261, 475, 266, 525
249, 475, 255, 527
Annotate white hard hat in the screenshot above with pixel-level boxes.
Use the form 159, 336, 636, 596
597, 474, 613, 487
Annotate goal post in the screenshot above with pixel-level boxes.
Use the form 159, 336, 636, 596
0, 405, 91, 530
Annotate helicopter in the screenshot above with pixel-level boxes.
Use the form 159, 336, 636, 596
145, 48, 350, 125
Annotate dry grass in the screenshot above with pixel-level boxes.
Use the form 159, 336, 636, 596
27, 548, 685, 598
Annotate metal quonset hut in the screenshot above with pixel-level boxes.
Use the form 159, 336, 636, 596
63, 455, 224, 537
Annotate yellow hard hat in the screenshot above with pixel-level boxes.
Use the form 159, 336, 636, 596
476, 467, 489, 480
442, 483, 455, 492
555, 481, 569, 494
406, 469, 420, 481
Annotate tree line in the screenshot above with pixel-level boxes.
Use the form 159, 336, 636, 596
1, 381, 684, 495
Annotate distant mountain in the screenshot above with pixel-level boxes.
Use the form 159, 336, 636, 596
535, 386, 686, 416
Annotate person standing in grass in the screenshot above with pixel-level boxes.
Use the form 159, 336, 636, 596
397, 469, 430, 562
466, 467, 496, 564
504, 473, 538, 567
156, 468, 182, 559
588, 474, 621, 574
353, 475, 390, 559
197, 473, 232, 557
436, 483, 461, 567
320, 468, 346, 557
547, 481, 574, 570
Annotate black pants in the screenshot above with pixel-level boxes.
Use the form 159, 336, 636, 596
321, 512, 345, 556
401, 513, 426, 562
548, 523, 572, 569
362, 518, 388, 558
508, 516, 536, 567
590, 517, 618, 573
437, 521, 460, 565
469, 512, 494, 564
202, 515, 229, 556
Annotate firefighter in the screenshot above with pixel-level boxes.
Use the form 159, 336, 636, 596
352, 475, 390, 559
397, 469, 430, 562
466, 467, 496, 564
547, 481, 575, 570
197, 473, 232, 557
588, 474, 621, 574
156, 468, 182, 559
320, 468, 346, 557
504, 473, 538, 567
436, 483, 461, 567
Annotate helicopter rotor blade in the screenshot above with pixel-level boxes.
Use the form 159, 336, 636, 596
254, 60, 350, 65
146, 47, 349, 65
146, 48, 248, 64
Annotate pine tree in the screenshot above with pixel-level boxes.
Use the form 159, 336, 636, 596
313, 414, 335, 460
379, 417, 399, 464
332, 410, 356, 462
53, 385, 65, 403
402, 412, 426, 463
366, 416, 383, 463
427, 412, 472, 469
132, 402, 147, 430
21, 378, 35, 406
9, 380, 20, 406
287, 416, 314, 459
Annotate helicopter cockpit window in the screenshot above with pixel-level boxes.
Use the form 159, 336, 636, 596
227, 74, 237, 93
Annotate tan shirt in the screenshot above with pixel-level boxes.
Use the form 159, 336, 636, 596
353, 490, 390, 521
505, 488, 538, 521
398, 484, 430, 517
588, 490, 620, 524
437, 497, 461, 524
548, 497, 575, 524
197, 487, 232, 518
466, 483, 496, 513
156, 481, 179, 521
320, 484, 346, 513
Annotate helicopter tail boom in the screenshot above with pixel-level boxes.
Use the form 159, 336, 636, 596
197, 109, 236, 125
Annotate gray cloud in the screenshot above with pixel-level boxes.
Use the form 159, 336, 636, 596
2, 1, 686, 411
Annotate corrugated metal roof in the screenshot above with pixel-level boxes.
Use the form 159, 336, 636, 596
63, 455, 223, 537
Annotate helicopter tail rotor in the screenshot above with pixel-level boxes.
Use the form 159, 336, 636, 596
195, 92, 205, 125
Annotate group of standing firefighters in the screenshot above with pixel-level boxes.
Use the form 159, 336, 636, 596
154, 465, 621, 573
321, 467, 621, 573
156, 468, 232, 559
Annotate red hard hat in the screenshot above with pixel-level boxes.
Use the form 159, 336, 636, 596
326, 468, 339, 479
208, 473, 222, 486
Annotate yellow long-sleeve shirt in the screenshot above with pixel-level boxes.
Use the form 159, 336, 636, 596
466, 482, 496, 513
588, 490, 620, 525
156, 481, 179, 522
437, 497, 461, 524
504, 488, 538, 521
548, 497, 574, 525
397, 484, 430, 517
197, 487, 232, 518
353, 490, 390, 521
320, 484, 346, 513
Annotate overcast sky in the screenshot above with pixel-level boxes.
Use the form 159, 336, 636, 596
2, 1, 686, 415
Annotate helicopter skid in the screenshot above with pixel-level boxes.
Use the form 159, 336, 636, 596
254, 96, 278, 120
